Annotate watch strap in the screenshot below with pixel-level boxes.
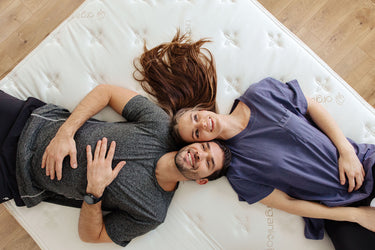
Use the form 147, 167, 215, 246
83, 193, 103, 204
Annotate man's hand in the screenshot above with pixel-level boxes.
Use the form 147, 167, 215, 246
41, 133, 77, 180
86, 138, 126, 197
338, 149, 365, 192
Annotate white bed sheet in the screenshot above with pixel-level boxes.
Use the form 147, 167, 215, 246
1, 0, 375, 249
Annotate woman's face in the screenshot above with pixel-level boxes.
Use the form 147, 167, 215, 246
177, 110, 220, 142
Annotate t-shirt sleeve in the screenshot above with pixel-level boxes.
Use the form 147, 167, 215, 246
303, 217, 325, 240
104, 210, 159, 247
282, 79, 308, 115
121, 95, 169, 123
241, 77, 308, 116
228, 177, 274, 204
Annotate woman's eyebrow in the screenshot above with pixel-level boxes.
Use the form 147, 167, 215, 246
190, 113, 195, 140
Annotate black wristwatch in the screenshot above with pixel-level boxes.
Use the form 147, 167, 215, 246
83, 193, 103, 205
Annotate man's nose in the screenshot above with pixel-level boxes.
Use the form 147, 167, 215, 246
195, 150, 208, 161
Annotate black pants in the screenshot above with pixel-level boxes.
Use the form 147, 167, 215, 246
325, 220, 375, 250
0, 90, 45, 206
324, 166, 375, 250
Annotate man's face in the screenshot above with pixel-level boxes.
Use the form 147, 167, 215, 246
175, 141, 224, 180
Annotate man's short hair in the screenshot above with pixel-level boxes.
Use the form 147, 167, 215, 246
206, 139, 231, 181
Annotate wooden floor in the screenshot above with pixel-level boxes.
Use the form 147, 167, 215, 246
0, 0, 374, 249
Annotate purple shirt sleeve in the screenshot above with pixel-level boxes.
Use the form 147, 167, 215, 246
228, 177, 274, 204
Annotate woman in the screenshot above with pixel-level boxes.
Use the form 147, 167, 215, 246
141, 76, 375, 249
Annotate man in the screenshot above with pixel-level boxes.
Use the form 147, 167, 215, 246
1, 85, 231, 247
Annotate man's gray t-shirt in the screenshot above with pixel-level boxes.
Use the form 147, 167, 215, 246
16, 95, 175, 246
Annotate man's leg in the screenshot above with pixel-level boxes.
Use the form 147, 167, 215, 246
0, 90, 25, 204
0, 90, 45, 206
0, 90, 24, 146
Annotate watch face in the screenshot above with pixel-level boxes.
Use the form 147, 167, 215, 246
84, 194, 95, 204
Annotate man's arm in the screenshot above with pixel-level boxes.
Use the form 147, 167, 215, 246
79, 137, 125, 243
260, 189, 375, 232
42, 84, 137, 180
306, 97, 364, 192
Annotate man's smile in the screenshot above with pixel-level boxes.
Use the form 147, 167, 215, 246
186, 150, 195, 168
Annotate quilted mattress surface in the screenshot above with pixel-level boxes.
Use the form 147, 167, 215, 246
1, 0, 375, 249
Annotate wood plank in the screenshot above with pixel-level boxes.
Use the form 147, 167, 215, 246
302, 0, 356, 42
0, 0, 32, 43
256, 0, 294, 16
317, 5, 375, 67
0, 205, 37, 249
276, 0, 328, 33
0, 0, 14, 10
335, 47, 374, 82
352, 67, 375, 107
295, 26, 322, 52
0, 54, 13, 78
359, 29, 375, 59
22, 0, 50, 13
0, 0, 85, 79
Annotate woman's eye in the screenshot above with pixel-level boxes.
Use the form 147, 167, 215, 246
194, 114, 198, 121
195, 130, 199, 138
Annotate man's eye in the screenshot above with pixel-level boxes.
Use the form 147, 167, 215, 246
202, 144, 205, 150
195, 130, 199, 138
194, 114, 198, 121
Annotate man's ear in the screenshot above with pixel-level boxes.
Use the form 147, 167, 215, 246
196, 178, 208, 185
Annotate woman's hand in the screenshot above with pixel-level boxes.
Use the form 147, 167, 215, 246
338, 149, 365, 192
41, 132, 77, 180
86, 137, 126, 197
354, 207, 375, 232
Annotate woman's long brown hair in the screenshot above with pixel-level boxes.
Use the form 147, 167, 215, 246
134, 31, 217, 117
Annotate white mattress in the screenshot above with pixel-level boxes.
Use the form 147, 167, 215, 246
1, 0, 375, 249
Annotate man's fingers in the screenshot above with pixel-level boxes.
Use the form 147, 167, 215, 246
86, 145, 92, 165
49, 161, 56, 180
41, 152, 47, 169
106, 141, 116, 161
56, 160, 63, 181
45, 157, 51, 176
70, 150, 78, 169
99, 137, 108, 158
113, 161, 126, 178
94, 140, 102, 160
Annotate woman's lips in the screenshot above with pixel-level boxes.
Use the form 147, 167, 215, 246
209, 117, 214, 131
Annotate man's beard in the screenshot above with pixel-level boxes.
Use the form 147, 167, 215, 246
174, 148, 199, 180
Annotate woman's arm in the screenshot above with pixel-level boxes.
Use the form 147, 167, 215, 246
260, 189, 375, 232
305, 97, 364, 192
41, 84, 137, 180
